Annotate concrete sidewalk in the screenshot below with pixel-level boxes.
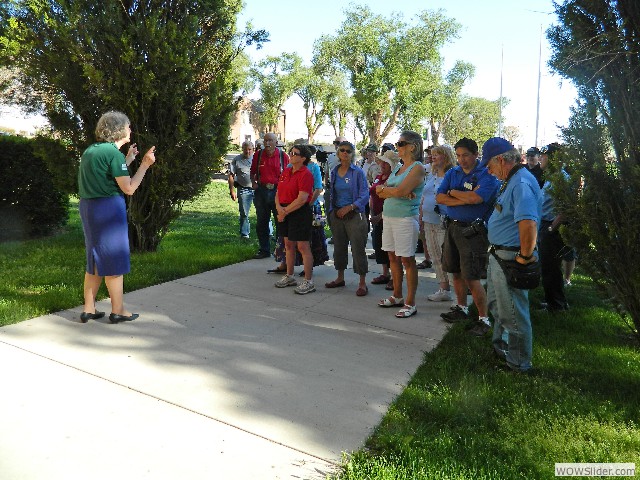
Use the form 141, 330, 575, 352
0, 249, 451, 479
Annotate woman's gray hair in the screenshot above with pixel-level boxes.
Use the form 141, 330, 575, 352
337, 141, 356, 164
400, 131, 424, 163
95, 111, 130, 143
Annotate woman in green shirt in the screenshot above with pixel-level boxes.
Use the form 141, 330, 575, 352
78, 111, 155, 323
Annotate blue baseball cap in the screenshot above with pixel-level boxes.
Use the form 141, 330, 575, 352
480, 137, 514, 167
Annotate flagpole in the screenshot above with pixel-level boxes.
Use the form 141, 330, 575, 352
498, 44, 504, 137
535, 24, 542, 147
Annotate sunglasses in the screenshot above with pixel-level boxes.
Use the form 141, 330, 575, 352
290, 151, 301, 157
395, 141, 410, 148
539, 146, 548, 154
339, 148, 352, 153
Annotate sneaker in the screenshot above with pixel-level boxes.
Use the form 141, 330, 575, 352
440, 305, 469, 323
428, 288, 452, 302
254, 251, 271, 259
275, 275, 297, 288
467, 320, 490, 336
294, 280, 316, 295
368, 252, 376, 259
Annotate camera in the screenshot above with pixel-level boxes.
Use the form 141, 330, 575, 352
461, 219, 488, 238
315, 146, 329, 164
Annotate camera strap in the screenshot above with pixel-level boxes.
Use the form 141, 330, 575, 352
492, 163, 524, 213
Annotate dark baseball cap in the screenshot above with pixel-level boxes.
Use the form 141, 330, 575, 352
526, 147, 540, 156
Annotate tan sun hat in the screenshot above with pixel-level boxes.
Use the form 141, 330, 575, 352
377, 150, 400, 169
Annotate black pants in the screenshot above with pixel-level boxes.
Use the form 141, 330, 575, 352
539, 221, 568, 310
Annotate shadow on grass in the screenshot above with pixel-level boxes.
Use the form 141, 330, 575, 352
0, 183, 258, 326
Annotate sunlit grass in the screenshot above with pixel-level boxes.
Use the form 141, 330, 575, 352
334, 275, 640, 479
0, 181, 256, 326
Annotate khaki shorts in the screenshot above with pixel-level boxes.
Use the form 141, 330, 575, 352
442, 222, 489, 280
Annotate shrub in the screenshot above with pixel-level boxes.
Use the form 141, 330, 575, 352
0, 135, 68, 240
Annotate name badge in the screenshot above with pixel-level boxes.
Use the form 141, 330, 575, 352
464, 182, 473, 190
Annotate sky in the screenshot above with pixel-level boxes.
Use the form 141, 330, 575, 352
237, 0, 578, 148
1, 0, 577, 147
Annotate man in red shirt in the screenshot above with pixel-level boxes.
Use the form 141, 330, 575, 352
251, 132, 289, 258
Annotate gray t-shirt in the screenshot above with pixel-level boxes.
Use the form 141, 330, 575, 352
227, 154, 253, 188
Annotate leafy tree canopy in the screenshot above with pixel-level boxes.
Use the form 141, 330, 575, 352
443, 96, 503, 146
250, 52, 304, 131
314, 4, 460, 145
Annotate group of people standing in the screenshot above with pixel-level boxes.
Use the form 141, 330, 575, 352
226, 131, 572, 374
76, 111, 570, 376
78, 112, 575, 372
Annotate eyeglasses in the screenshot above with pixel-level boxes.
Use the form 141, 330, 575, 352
395, 141, 410, 148
338, 148, 352, 154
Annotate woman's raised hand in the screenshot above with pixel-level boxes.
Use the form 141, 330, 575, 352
141, 146, 156, 167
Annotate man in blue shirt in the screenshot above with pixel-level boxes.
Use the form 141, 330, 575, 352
436, 138, 500, 329
538, 143, 570, 311
484, 137, 542, 373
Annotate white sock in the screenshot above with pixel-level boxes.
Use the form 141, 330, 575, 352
479, 316, 491, 326
457, 305, 469, 314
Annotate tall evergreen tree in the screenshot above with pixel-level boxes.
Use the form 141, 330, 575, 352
548, 0, 640, 335
1, 0, 263, 251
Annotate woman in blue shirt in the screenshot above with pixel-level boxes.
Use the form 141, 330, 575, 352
325, 141, 370, 296
420, 144, 456, 302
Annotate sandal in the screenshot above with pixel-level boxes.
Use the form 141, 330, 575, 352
395, 304, 417, 318
371, 275, 391, 285
325, 279, 346, 288
378, 296, 404, 308
385, 280, 394, 291
416, 259, 432, 270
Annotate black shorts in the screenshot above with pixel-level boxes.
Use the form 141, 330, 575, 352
278, 203, 312, 242
442, 222, 489, 280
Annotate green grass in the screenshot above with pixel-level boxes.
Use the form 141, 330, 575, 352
0, 181, 256, 326
333, 274, 640, 479
3, 184, 639, 478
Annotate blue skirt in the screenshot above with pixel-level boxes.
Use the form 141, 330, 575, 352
79, 196, 131, 276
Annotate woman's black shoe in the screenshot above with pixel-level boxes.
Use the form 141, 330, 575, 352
80, 311, 105, 323
109, 313, 139, 323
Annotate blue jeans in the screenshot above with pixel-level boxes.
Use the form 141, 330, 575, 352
253, 185, 278, 254
237, 187, 254, 237
487, 250, 534, 371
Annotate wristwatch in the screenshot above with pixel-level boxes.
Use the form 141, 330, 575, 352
516, 250, 534, 261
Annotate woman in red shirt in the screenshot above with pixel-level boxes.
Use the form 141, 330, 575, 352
369, 150, 400, 288
274, 144, 316, 294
